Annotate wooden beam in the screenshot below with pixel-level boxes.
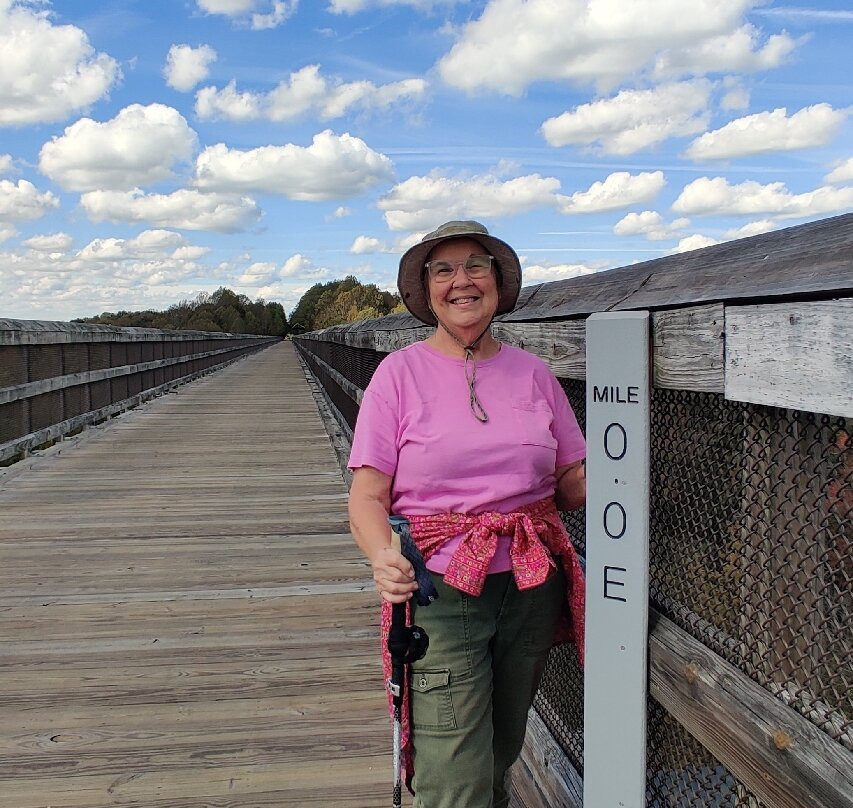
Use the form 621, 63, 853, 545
510, 707, 583, 808
0, 345, 255, 405
725, 299, 853, 417
0, 320, 277, 346
298, 352, 363, 406
508, 608, 853, 808
653, 303, 724, 393
504, 212, 853, 321
492, 321, 586, 380
0, 349, 264, 463
299, 304, 727, 394
649, 611, 853, 808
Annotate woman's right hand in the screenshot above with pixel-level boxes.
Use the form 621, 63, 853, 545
371, 545, 418, 604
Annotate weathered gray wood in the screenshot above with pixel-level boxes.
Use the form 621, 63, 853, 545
299, 306, 727, 393
504, 211, 853, 320
294, 347, 355, 487
653, 303, 725, 393
492, 321, 587, 379
726, 299, 853, 417
302, 351, 364, 406
0, 342, 391, 807
649, 611, 853, 808
0, 344, 261, 405
0, 318, 274, 345
510, 708, 583, 808
0, 349, 267, 463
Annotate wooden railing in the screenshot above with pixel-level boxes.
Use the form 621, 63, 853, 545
0, 320, 278, 463
294, 212, 853, 808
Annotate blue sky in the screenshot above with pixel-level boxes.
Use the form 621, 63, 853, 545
1, 0, 851, 322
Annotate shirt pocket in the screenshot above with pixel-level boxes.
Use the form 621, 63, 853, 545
511, 397, 557, 450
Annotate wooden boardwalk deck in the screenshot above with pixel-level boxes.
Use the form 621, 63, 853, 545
0, 342, 391, 807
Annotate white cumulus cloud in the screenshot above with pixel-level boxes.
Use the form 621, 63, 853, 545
196, 65, 427, 122
39, 104, 198, 191
558, 171, 666, 215
196, 0, 298, 30
672, 176, 853, 218
328, 0, 461, 12
164, 44, 217, 91
350, 235, 388, 253
670, 234, 718, 253
0, 179, 59, 221
378, 171, 562, 231
613, 210, 691, 240
685, 104, 848, 160
77, 230, 188, 261
724, 220, 777, 239
193, 131, 394, 200
0, 1, 120, 126
720, 84, 750, 111
22, 232, 73, 252
541, 81, 712, 154
825, 157, 853, 184
437, 0, 795, 96
652, 24, 797, 80
80, 188, 261, 232
196, 81, 262, 121
0, 153, 11, 174
521, 261, 600, 283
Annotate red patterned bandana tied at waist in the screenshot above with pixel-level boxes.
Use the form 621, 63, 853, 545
379, 496, 586, 793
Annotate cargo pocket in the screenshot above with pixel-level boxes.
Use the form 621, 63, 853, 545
410, 669, 456, 731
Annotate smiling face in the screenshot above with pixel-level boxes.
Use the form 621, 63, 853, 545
425, 237, 500, 338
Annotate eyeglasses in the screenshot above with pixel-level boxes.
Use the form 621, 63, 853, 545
424, 254, 494, 282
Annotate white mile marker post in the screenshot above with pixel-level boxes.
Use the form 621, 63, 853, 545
583, 311, 650, 808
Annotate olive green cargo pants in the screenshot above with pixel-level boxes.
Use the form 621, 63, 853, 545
409, 567, 564, 808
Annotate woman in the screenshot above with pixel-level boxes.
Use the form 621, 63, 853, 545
348, 220, 586, 808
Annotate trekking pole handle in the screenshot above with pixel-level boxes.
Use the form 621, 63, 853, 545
388, 515, 438, 607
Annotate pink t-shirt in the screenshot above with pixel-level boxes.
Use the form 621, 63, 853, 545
348, 341, 586, 573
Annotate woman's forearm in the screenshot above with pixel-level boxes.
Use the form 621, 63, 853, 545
349, 493, 394, 562
348, 466, 416, 603
555, 461, 586, 511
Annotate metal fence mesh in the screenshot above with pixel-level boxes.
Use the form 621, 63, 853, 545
295, 338, 852, 806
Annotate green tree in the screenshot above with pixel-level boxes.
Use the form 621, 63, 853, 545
74, 287, 289, 336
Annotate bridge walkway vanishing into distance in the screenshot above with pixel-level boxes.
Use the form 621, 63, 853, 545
0, 341, 392, 808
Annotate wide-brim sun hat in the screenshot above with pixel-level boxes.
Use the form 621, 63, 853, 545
397, 220, 522, 326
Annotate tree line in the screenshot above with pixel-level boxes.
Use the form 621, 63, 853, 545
73, 278, 404, 335
74, 288, 288, 336
289, 276, 404, 333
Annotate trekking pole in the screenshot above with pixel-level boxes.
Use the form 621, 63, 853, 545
386, 516, 438, 808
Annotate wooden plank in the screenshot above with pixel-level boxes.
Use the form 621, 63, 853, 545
492, 321, 586, 379
507, 604, 853, 808
0, 344, 254, 405
0, 347, 273, 463
301, 309, 725, 393
0, 318, 277, 346
0, 342, 391, 807
504, 212, 853, 320
301, 351, 364, 405
509, 708, 583, 808
653, 303, 724, 393
726, 299, 853, 417
649, 611, 853, 808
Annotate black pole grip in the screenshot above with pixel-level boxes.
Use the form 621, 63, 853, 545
389, 516, 438, 607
